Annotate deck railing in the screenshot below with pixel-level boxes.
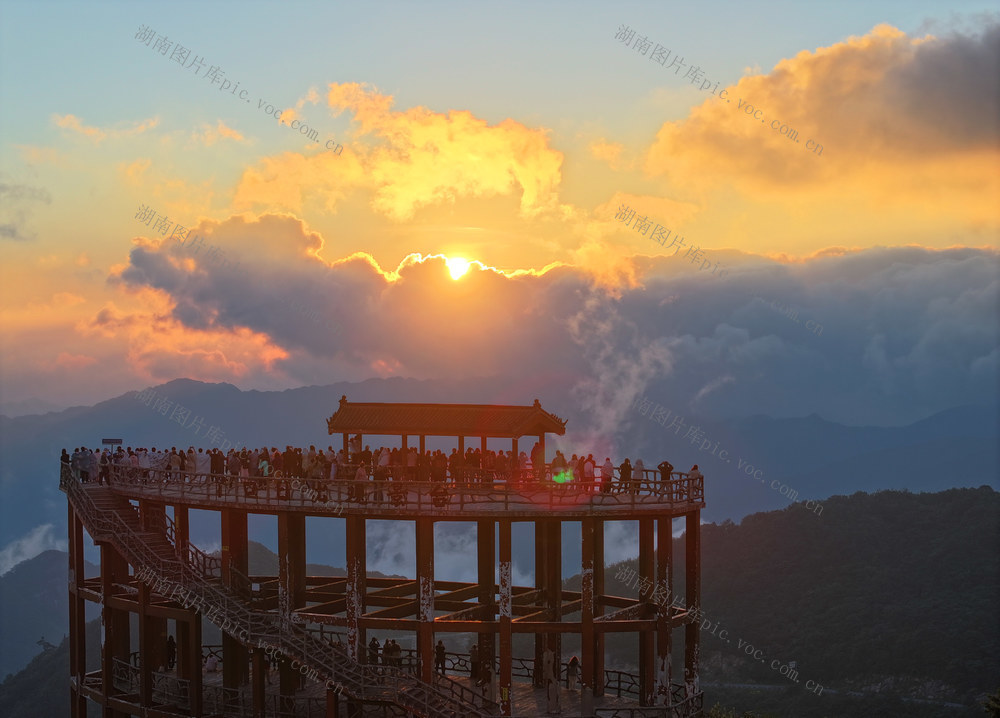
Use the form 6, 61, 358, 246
101, 463, 703, 515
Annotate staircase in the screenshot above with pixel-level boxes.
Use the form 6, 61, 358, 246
61, 466, 498, 717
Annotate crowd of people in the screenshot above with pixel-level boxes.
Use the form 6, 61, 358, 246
62, 438, 703, 495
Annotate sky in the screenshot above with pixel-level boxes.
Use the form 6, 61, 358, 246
0, 0, 997, 426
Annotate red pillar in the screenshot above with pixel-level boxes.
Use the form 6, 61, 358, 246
416, 517, 435, 684
174, 505, 190, 560
68, 506, 87, 718
498, 519, 513, 716
345, 516, 366, 662
252, 648, 267, 718
180, 612, 203, 717
581, 517, 595, 696
545, 520, 562, 683
593, 519, 605, 697
656, 516, 673, 706
478, 519, 495, 677
684, 510, 701, 699
138, 501, 167, 706
100, 543, 130, 718
639, 518, 654, 705
221, 509, 249, 690
278, 512, 307, 696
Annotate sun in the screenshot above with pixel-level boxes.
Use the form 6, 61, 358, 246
445, 257, 471, 280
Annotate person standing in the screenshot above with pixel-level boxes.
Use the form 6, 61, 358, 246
166, 635, 176, 670
469, 642, 480, 682
601, 458, 614, 494
567, 655, 580, 690
619, 457, 633, 494
353, 462, 368, 502
434, 640, 447, 674
368, 637, 380, 666
583, 454, 596, 492
657, 460, 674, 497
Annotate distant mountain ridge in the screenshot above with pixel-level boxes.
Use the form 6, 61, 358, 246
0, 550, 99, 680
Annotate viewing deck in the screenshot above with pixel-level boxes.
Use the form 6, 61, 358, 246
63, 397, 704, 717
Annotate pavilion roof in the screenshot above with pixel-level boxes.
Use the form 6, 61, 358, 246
326, 396, 567, 439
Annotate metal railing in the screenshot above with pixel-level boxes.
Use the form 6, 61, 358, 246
103, 463, 703, 516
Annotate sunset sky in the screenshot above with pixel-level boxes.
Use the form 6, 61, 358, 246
0, 1, 997, 427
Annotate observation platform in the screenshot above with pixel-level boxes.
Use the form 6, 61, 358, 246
63, 397, 705, 717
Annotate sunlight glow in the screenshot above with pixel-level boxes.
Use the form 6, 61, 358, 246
445, 257, 471, 280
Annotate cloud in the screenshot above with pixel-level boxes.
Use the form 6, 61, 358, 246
233, 82, 570, 221
193, 120, 247, 147
99, 216, 1000, 426
0, 524, 67, 575
53, 114, 160, 143
0, 181, 52, 241
644, 21, 1000, 225
119, 158, 152, 184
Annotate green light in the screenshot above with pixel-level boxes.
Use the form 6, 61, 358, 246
552, 470, 572, 484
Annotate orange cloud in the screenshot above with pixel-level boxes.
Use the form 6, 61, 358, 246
86, 293, 289, 383
643, 22, 1000, 234
120, 158, 151, 184
235, 82, 569, 222
53, 114, 160, 143
193, 120, 247, 146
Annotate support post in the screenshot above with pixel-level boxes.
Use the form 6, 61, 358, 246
656, 516, 673, 706
252, 648, 266, 718
345, 516, 366, 662
581, 517, 595, 701
498, 520, 512, 716
100, 543, 130, 718
279, 512, 307, 696
416, 517, 435, 684
221, 509, 249, 689
177, 609, 202, 716
684, 510, 701, 700
68, 506, 87, 718
478, 519, 495, 679
638, 518, 654, 705
593, 519, 605, 697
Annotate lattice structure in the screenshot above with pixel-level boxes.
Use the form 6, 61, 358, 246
63, 397, 705, 717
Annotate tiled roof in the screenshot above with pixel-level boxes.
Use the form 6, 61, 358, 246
327, 396, 567, 438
